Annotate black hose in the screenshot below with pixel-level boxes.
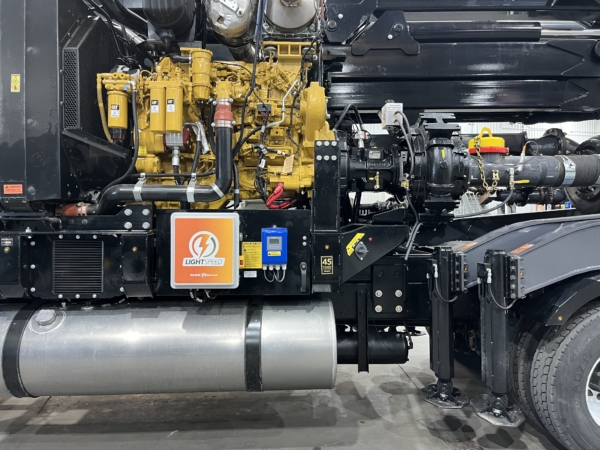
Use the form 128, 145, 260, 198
100, 89, 140, 197
235, 0, 265, 149
333, 104, 365, 131
90, 127, 232, 214
170, 54, 191, 63
233, 126, 262, 157
233, 163, 240, 209
173, 165, 182, 186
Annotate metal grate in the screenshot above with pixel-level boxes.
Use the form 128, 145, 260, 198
62, 17, 118, 137
53, 241, 104, 294
63, 50, 79, 128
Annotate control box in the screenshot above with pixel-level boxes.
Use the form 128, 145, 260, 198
379, 102, 404, 129
261, 228, 288, 270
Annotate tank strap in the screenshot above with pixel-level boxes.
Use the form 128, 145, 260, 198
2, 301, 45, 398
245, 299, 263, 392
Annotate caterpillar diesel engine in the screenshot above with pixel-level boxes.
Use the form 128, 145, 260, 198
3, 1, 600, 448
97, 43, 332, 212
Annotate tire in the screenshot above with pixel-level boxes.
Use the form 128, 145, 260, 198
531, 301, 600, 450
509, 318, 546, 430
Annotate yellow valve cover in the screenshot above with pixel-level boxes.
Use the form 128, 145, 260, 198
468, 127, 506, 149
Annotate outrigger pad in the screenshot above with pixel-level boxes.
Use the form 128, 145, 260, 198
471, 394, 526, 428
421, 383, 469, 409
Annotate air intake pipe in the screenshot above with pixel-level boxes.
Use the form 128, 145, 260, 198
87, 100, 234, 215
0, 300, 337, 397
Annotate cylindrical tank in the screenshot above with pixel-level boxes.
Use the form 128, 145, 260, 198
190, 49, 212, 101
266, 0, 317, 32
165, 86, 184, 133
0, 300, 337, 397
149, 86, 166, 133
107, 90, 129, 130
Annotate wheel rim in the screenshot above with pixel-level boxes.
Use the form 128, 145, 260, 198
586, 357, 600, 427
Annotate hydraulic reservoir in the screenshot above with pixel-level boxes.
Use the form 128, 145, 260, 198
165, 86, 184, 133
149, 87, 166, 133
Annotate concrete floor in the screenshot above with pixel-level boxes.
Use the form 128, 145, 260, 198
0, 332, 564, 450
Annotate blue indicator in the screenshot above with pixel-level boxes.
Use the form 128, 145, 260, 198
261, 228, 288, 269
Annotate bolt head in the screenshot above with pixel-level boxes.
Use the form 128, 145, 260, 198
142, 222, 151, 230
395, 290, 402, 297
142, 209, 150, 216
92, 294, 97, 299
76, 235, 80, 239
124, 222, 133, 230
30, 241, 35, 246
30, 264, 36, 269
124, 209, 133, 216
120, 287, 125, 293
395, 305, 403, 313
337, 13, 343, 19
375, 290, 383, 298
374, 305, 383, 313
387, 34, 393, 40
75, 294, 80, 299
58, 294, 63, 299
30, 287, 36, 293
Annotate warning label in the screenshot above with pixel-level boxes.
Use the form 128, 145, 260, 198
241, 242, 262, 269
11, 74, 20, 93
167, 99, 175, 113
3, 184, 23, 195
346, 232, 365, 256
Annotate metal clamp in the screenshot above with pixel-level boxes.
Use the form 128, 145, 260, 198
187, 173, 197, 203
558, 155, 576, 187
133, 174, 146, 202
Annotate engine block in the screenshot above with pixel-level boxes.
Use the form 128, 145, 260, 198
98, 41, 333, 209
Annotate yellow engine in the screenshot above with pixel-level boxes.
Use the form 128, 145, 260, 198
98, 42, 334, 209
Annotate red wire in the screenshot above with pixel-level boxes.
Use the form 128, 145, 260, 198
266, 182, 297, 209
266, 182, 284, 207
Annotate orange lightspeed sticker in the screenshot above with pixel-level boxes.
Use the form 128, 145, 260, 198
171, 213, 239, 289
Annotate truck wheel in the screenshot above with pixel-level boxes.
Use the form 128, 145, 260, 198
531, 302, 600, 449
509, 319, 545, 429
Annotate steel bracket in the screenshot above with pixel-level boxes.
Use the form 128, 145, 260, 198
352, 11, 419, 56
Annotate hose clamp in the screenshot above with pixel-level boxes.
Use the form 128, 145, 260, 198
187, 173, 197, 203
211, 183, 225, 198
133, 173, 146, 202
557, 155, 576, 187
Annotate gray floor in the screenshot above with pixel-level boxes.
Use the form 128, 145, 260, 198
0, 331, 564, 450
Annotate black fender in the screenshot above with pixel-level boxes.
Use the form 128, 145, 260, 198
515, 271, 600, 326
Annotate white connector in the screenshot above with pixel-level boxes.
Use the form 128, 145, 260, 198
379, 103, 404, 129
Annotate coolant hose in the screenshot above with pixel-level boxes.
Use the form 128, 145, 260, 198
87, 102, 233, 215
